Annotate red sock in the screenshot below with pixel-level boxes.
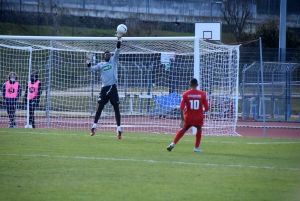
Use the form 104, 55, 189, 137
195, 129, 202, 148
173, 129, 185, 144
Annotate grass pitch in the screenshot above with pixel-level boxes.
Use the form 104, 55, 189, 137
0, 129, 300, 201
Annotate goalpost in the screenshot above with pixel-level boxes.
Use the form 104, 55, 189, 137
0, 36, 240, 136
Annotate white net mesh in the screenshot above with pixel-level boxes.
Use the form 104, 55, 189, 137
0, 37, 240, 135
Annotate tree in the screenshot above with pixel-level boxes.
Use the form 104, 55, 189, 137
254, 19, 300, 48
221, 0, 251, 42
37, 0, 64, 36
125, 14, 162, 37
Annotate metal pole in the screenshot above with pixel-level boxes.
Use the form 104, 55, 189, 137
287, 63, 292, 119
90, 72, 94, 117
26, 48, 33, 127
210, 2, 222, 22
19, 0, 22, 25
210, 3, 213, 21
120, 63, 128, 112
284, 64, 288, 121
182, 0, 185, 15
45, 41, 53, 129
278, 0, 287, 62
271, 68, 275, 118
1, 0, 3, 21
72, 17, 74, 36
268, 0, 270, 15
193, 37, 200, 135
242, 64, 247, 121
136, 63, 144, 113
259, 37, 266, 138
38, 0, 40, 36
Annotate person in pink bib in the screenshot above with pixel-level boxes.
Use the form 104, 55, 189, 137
2, 72, 22, 128
23, 71, 42, 129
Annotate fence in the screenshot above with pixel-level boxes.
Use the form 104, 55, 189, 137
241, 62, 300, 122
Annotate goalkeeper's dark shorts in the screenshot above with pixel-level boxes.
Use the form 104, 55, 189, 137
98, 84, 120, 106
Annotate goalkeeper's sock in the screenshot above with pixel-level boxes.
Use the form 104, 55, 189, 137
173, 129, 185, 144
117, 126, 121, 132
195, 130, 202, 148
92, 123, 97, 128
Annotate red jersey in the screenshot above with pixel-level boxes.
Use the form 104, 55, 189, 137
180, 89, 209, 125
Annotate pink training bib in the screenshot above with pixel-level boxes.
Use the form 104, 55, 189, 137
28, 80, 40, 100
5, 81, 19, 98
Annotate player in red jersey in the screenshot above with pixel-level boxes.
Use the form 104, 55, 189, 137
167, 78, 209, 152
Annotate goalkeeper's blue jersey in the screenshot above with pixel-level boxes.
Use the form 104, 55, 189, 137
88, 48, 120, 87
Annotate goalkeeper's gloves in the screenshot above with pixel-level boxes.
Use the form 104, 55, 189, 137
117, 37, 122, 48
115, 31, 123, 38
86, 52, 93, 67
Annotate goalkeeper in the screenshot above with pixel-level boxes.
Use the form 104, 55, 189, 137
86, 37, 123, 139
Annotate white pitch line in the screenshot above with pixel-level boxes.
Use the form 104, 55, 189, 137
2, 153, 300, 171
246, 142, 300, 144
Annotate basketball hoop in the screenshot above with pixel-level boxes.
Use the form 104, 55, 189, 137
195, 22, 221, 41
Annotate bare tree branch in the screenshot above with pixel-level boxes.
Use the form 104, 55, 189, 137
125, 14, 161, 37
221, 0, 251, 41
36, 0, 64, 36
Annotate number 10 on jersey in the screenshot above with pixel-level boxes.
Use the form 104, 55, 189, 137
189, 100, 200, 110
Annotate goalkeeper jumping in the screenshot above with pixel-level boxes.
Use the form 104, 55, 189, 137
86, 36, 123, 139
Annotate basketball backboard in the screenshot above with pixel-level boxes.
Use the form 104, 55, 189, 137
195, 22, 221, 41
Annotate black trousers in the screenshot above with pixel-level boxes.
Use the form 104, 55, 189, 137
6, 101, 17, 125
94, 84, 121, 126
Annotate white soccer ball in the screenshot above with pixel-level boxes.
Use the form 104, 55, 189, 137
117, 24, 127, 35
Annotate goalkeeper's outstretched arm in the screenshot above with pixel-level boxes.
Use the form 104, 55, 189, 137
113, 37, 122, 61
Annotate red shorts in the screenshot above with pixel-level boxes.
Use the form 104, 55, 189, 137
184, 119, 203, 129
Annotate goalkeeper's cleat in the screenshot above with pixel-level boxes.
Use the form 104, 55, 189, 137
117, 131, 122, 139
25, 124, 32, 129
90, 128, 97, 136
167, 144, 174, 152
12, 122, 18, 128
194, 147, 202, 152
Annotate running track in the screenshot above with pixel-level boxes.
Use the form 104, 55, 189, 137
236, 121, 300, 138
1, 115, 299, 138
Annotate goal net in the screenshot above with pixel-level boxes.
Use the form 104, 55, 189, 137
0, 36, 240, 136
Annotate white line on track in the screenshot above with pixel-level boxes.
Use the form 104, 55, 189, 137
1, 130, 300, 144
2, 153, 300, 171
246, 142, 300, 144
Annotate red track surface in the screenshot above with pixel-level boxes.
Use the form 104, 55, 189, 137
236, 121, 300, 138
1, 116, 299, 138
